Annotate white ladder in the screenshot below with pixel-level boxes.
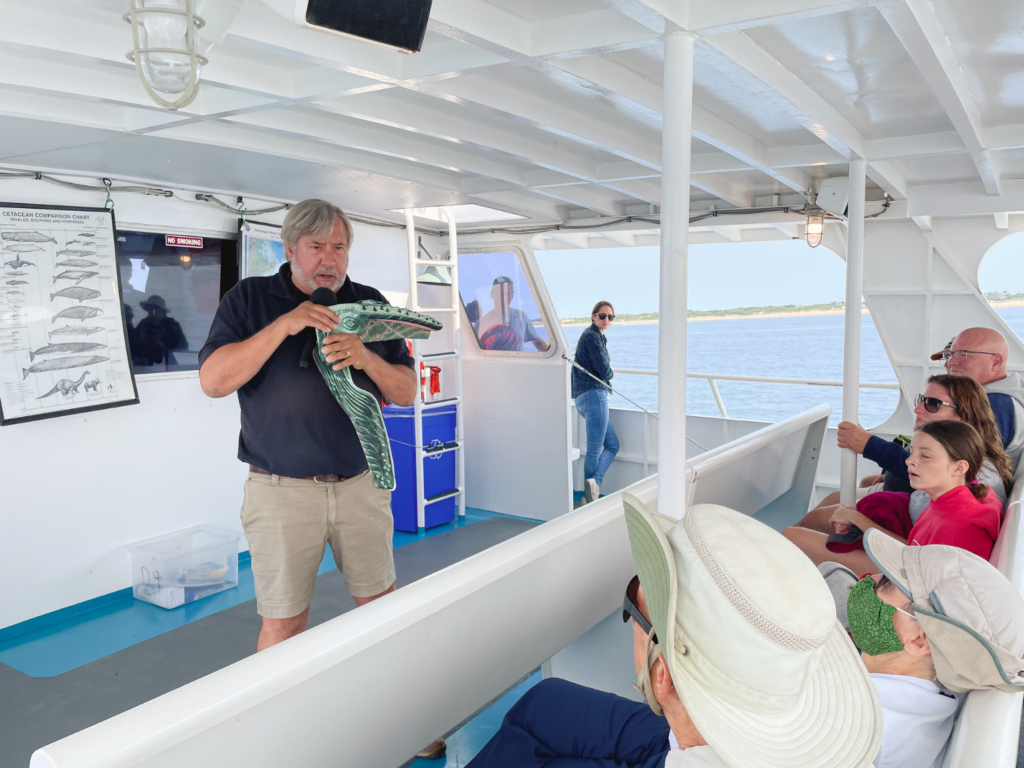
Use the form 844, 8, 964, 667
403, 208, 466, 527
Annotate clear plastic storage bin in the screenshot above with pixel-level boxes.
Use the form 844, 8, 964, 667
127, 525, 240, 609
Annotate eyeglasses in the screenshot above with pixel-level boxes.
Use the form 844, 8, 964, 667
874, 577, 916, 618
914, 393, 958, 413
622, 575, 656, 641
941, 349, 997, 362
597, 313, 615, 321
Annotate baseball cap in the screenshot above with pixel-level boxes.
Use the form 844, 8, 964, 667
930, 337, 954, 361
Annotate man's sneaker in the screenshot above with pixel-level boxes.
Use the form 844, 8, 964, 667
416, 738, 447, 760
584, 478, 600, 504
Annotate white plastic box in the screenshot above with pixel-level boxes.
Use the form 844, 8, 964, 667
127, 525, 240, 609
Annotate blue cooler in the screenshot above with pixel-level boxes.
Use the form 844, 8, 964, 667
383, 403, 458, 532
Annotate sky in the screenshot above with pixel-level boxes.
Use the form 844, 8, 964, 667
535, 232, 1023, 319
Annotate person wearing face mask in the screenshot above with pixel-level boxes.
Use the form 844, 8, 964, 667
785, 420, 1004, 573
840, 530, 1024, 768
796, 374, 1012, 535
466, 495, 883, 768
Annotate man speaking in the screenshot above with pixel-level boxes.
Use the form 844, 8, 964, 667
199, 199, 417, 652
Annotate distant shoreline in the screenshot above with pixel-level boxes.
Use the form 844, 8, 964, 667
560, 299, 1024, 327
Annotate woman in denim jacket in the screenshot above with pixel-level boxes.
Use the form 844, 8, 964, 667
572, 301, 619, 503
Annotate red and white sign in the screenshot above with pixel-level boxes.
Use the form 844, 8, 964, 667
165, 235, 204, 248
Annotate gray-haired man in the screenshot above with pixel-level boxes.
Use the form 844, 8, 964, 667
199, 199, 418, 651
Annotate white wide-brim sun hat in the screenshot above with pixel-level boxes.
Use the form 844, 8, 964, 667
623, 492, 882, 768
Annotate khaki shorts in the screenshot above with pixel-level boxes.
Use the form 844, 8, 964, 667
241, 470, 395, 619
856, 482, 885, 500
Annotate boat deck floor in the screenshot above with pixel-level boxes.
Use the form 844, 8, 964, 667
0, 514, 540, 768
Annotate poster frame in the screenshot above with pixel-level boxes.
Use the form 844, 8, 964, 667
239, 218, 285, 280
0, 202, 140, 426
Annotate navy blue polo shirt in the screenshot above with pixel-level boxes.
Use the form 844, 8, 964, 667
199, 263, 414, 478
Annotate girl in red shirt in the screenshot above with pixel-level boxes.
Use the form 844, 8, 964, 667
786, 420, 1002, 572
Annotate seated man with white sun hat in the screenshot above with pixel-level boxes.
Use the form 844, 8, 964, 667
467, 495, 883, 768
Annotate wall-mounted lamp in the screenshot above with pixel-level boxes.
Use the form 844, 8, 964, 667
805, 212, 825, 248
124, 0, 242, 110
179, 254, 193, 270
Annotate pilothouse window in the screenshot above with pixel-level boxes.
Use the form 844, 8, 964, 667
116, 231, 230, 373
458, 251, 551, 354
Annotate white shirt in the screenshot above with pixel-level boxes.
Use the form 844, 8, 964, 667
871, 673, 958, 768
665, 733, 729, 767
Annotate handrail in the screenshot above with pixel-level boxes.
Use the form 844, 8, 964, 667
612, 368, 899, 389
608, 368, 898, 420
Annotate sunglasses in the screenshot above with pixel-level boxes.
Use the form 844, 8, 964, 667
622, 575, 656, 641
914, 393, 958, 413
596, 312, 615, 321
941, 349, 996, 362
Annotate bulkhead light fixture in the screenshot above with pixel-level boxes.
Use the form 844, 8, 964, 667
124, 0, 243, 110
805, 211, 825, 248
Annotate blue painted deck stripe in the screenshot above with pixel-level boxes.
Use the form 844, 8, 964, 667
0, 509, 538, 678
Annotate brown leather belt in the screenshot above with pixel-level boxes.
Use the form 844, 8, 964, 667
249, 465, 348, 483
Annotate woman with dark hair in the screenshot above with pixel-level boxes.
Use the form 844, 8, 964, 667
785, 420, 1003, 573
572, 301, 619, 504
797, 373, 1012, 532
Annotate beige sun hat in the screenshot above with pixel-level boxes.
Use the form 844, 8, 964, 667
864, 528, 1024, 693
622, 492, 882, 768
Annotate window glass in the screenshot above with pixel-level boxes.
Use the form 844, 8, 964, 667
458, 251, 551, 353
116, 231, 225, 373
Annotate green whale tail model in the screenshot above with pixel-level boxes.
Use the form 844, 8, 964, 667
315, 300, 444, 491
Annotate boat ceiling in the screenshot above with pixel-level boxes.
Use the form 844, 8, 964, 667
1, 0, 1021, 227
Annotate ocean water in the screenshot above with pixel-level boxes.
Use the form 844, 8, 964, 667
562, 306, 1024, 428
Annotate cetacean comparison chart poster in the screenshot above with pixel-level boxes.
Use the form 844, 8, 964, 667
0, 203, 139, 425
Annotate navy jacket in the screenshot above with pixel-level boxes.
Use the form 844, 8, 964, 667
571, 324, 612, 398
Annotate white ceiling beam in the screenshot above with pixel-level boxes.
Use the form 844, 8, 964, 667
315, 93, 604, 183
771, 222, 802, 239
551, 55, 811, 195
596, 230, 638, 246
994, 212, 1009, 230
222, 108, 534, 187
864, 131, 964, 160
597, 0, 859, 35
698, 33, 862, 159
543, 232, 592, 248
984, 124, 1024, 151
911, 215, 933, 232
533, 184, 625, 216
876, 0, 1001, 195
687, 0, 862, 34
698, 32, 916, 200
908, 179, 1024, 218
708, 225, 743, 241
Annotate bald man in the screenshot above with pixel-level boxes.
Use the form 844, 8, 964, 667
940, 327, 1024, 467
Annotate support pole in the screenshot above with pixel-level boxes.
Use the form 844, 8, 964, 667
657, 30, 695, 520
840, 159, 866, 505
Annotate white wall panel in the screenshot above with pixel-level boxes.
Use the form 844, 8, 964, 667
0, 174, 415, 630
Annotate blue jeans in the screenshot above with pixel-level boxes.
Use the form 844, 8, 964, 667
467, 678, 671, 768
576, 389, 619, 487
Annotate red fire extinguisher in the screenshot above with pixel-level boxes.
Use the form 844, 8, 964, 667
429, 366, 441, 400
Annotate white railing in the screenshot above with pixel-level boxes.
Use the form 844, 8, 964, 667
612, 368, 900, 418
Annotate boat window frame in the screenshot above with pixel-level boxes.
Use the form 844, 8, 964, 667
450, 242, 559, 360
117, 222, 239, 382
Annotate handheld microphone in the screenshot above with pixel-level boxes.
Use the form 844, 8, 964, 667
299, 287, 338, 369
